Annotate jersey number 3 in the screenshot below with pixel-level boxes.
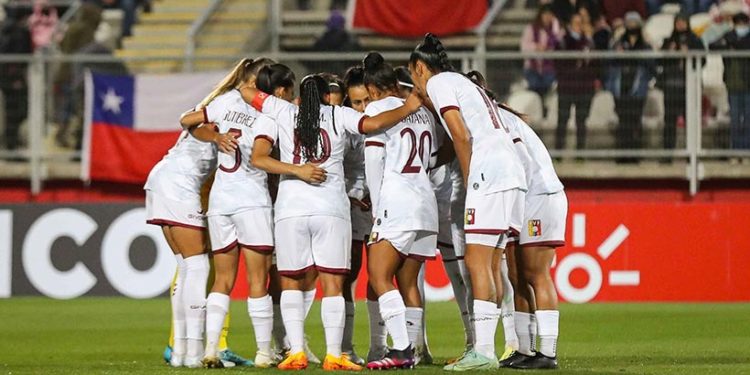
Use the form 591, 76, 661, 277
400, 128, 432, 174
219, 128, 242, 173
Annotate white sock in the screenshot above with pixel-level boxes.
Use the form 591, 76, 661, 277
500, 258, 518, 350
281, 290, 305, 354
367, 299, 387, 352
473, 299, 500, 359
442, 256, 474, 347
303, 288, 316, 318
171, 255, 187, 356
416, 265, 429, 349
536, 310, 559, 357
183, 254, 209, 359
272, 303, 288, 350
405, 307, 423, 350
342, 301, 355, 352
515, 311, 535, 355
204, 292, 230, 358
378, 290, 410, 351
321, 296, 346, 357
530, 313, 538, 353
248, 294, 274, 355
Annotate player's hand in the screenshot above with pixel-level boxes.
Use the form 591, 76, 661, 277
350, 195, 371, 211
404, 90, 423, 113
295, 163, 327, 184
213, 132, 239, 154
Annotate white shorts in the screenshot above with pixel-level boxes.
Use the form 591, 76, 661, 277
513, 191, 568, 247
208, 208, 274, 253
368, 230, 437, 261
351, 206, 373, 243
464, 188, 525, 249
145, 190, 206, 230
275, 215, 351, 276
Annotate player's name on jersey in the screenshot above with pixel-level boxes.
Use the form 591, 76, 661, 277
223, 110, 256, 128
404, 111, 432, 125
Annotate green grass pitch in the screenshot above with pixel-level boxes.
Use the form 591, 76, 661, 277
0, 298, 749, 374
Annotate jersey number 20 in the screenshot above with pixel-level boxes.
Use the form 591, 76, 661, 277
401, 128, 432, 174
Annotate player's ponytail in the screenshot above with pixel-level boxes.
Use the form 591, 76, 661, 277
465, 70, 528, 122
256, 63, 296, 95
200, 57, 275, 107
296, 74, 330, 161
410, 33, 454, 73
362, 51, 398, 93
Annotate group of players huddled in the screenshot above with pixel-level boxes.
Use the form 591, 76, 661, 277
145, 34, 567, 371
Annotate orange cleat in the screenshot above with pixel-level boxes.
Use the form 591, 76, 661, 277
278, 351, 308, 370
322, 354, 363, 371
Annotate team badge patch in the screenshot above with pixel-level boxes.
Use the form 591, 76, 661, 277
528, 219, 542, 237
465, 208, 476, 225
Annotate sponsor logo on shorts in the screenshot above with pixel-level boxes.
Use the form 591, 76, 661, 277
465, 208, 476, 225
528, 219, 542, 237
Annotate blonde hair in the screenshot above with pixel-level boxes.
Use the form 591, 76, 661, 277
200, 57, 275, 107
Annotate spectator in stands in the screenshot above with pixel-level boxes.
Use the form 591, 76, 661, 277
702, 0, 744, 45
601, 0, 647, 24
556, 13, 597, 150
85, 0, 137, 37
659, 13, 704, 152
608, 11, 655, 161
28, 0, 57, 51
551, 0, 602, 24
520, 4, 562, 98
312, 10, 359, 74
710, 12, 750, 150
0, 6, 32, 151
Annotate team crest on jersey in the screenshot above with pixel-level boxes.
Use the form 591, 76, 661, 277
465, 208, 476, 225
528, 220, 542, 237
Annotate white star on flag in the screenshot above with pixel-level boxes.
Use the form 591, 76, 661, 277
101, 87, 124, 114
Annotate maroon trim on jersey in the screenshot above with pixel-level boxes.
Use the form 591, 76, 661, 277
437, 241, 454, 249
513, 138, 522, 143
509, 227, 520, 237
520, 240, 565, 248
315, 265, 350, 275
146, 219, 205, 231
409, 253, 437, 262
365, 140, 385, 147
357, 115, 370, 134
202, 107, 209, 123
439, 105, 460, 116
213, 240, 239, 254
465, 228, 507, 235
254, 135, 274, 146
238, 243, 274, 253
278, 265, 315, 277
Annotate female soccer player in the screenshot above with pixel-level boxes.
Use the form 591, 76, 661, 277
179, 57, 282, 368
409, 34, 527, 371
466, 72, 566, 370
247, 71, 421, 371
361, 52, 439, 370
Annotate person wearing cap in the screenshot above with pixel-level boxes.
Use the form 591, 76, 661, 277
659, 13, 704, 155
607, 11, 656, 162
710, 12, 750, 151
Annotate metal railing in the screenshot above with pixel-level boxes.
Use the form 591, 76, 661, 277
184, 0, 225, 72
1, 50, 749, 196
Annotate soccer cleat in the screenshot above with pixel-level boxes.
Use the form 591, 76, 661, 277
254, 350, 278, 368
500, 345, 516, 361
322, 354, 364, 371
219, 348, 253, 367
184, 356, 203, 369
201, 355, 224, 369
304, 335, 321, 364
445, 345, 473, 365
499, 351, 534, 368
342, 350, 366, 366
366, 346, 415, 370
510, 352, 558, 370
366, 346, 388, 363
443, 348, 499, 371
278, 351, 308, 370
163, 345, 172, 364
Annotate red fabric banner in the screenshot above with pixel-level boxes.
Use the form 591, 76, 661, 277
351, 0, 488, 37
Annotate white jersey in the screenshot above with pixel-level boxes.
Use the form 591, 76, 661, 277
426, 72, 526, 194
203, 90, 271, 216
253, 94, 366, 222
144, 125, 216, 202
504, 106, 564, 195
365, 96, 438, 233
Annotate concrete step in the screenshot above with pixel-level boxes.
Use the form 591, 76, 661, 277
122, 33, 248, 49
115, 46, 240, 58
281, 10, 329, 24
125, 59, 233, 73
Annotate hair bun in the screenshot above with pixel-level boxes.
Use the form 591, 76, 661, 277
363, 52, 385, 73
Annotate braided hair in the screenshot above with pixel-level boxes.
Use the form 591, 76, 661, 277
296, 74, 330, 161
410, 33, 454, 73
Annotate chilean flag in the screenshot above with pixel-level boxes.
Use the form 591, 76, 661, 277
82, 71, 223, 183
